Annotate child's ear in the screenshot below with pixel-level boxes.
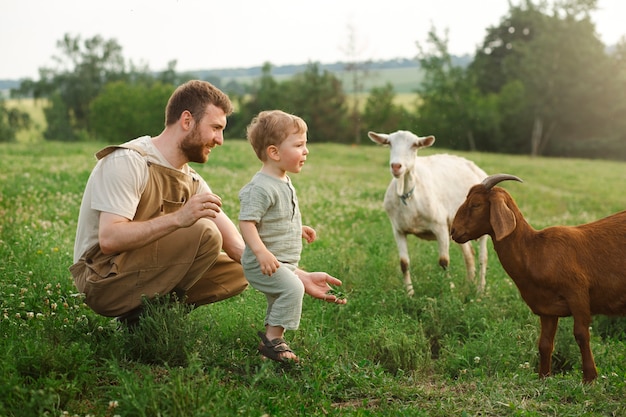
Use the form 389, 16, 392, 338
266, 145, 280, 161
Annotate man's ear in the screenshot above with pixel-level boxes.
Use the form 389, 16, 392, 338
266, 145, 280, 161
180, 110, 193, 131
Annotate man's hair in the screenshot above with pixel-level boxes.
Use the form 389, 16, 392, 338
246, 110, 307, 161
165, 80, 234, 126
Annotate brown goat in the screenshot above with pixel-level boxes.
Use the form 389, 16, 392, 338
450, 174, 626, 382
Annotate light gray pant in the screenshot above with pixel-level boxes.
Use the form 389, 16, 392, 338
243, 262, 305, 330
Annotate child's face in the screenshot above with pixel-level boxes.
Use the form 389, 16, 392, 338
276, 131, 308, 174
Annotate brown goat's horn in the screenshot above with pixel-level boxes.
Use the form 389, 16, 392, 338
481, 174, 523, 190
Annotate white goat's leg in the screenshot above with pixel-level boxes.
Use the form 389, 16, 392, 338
476, 235, 488, 292
434, 225, 451, 270
393, 230, 414, 296
458, 241, 476, 286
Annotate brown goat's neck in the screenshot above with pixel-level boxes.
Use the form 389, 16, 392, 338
491, 201, 538, 282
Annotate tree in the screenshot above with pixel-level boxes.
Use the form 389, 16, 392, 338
362, 83, 414, 135
470, 0, 614, 156
0, 100, 31, 142
89, 81, 174, 143
43, 93, 74, 141
415, 28, 497, 151
22, 34, 128, 140
227, 62, 351, 142
226, 62, 287, 139
284, 63, 351, 143
469, 1, 542, 95
342, 24, 371, 144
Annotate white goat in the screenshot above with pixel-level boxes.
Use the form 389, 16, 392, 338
451, 174, 626, 382
369, 130, 489, 295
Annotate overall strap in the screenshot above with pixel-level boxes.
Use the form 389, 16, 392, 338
95, 143, 147, 160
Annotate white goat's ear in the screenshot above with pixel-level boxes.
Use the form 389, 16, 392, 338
490, 195, 516, 241
368, 131, 389, 145
417, 135, 435, 148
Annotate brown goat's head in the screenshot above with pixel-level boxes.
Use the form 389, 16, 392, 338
451, 174, 523, 243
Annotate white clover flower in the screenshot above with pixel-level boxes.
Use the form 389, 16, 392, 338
474, 356, 481, 364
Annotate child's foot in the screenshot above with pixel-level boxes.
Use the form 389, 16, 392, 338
257, 331, 299, 362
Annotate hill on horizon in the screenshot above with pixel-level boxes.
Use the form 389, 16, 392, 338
0, 55, 473, 95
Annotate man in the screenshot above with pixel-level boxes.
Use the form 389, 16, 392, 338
70, 80, 345, 324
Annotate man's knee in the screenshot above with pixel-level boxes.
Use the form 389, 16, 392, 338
195, 219, 223, 254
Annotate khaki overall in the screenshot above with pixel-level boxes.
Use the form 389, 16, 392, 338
70, 144, 248, 317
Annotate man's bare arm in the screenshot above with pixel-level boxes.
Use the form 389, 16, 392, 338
98, 192, 222, 254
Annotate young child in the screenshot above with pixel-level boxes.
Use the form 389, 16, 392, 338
238, 110, 317, 362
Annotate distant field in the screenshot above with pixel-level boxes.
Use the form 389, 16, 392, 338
335, 66, 424, 94
222, 65, 424, 94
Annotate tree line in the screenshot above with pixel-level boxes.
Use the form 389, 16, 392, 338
2, 0, 625, 160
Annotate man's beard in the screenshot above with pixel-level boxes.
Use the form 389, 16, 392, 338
179, 125, 208, 164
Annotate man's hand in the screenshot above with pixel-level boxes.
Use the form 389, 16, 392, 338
297, 270, 347, 304
177, 192, 222, 227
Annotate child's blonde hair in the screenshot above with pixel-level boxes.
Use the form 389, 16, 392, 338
246, 110, 307, 161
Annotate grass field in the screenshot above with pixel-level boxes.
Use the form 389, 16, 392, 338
1, 139, 625, 416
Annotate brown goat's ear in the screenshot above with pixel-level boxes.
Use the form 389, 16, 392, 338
490, 193, 516, 241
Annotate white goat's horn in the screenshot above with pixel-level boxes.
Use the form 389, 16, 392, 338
481, 174, 523, 190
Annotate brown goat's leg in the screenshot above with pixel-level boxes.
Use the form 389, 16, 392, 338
573, 315, 598, 382
538, 316, 559, 378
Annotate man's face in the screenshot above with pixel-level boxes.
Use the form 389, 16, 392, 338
180, 104, 227, 164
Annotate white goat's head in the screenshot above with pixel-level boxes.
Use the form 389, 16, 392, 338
368, 130, 435, 178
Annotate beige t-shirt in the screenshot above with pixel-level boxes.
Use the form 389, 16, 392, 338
72, 136, 211, 263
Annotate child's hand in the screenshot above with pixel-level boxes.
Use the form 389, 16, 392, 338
302, 225, 316, 243
257, 250, 280, 276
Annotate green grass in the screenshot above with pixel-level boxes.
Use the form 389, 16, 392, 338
1, 139, 625, 416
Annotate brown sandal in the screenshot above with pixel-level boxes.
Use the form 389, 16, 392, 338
257, 331, 299, 363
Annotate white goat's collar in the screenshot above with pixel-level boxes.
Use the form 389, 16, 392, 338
399, 187, 415, 205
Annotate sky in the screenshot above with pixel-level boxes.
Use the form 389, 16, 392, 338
1, 0, 624, 80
